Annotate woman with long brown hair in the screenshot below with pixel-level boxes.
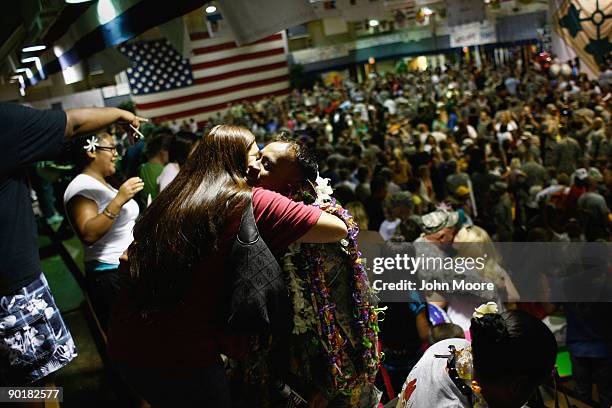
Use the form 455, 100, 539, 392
107, 125, 347, 406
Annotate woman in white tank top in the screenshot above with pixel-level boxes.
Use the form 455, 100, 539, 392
63, 132, 142, 330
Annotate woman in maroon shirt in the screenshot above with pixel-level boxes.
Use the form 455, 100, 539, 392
107, 125, 347, 406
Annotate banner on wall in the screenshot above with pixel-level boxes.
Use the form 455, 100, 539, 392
552, 0, 611, 76
291, 28, 433, 65
449, 21, 496, 48
292, 44, 351, 65
323, 18, 348, 36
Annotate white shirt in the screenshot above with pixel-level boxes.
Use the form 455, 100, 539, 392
63, 174, 139, 265
157, 163, 179, 192
379, 218, 401, 241
535, 184, 568, 203
495, 121, 517, 144
396, 338, 471, 408
353, 103, 369, 122
383, 98, 397, 115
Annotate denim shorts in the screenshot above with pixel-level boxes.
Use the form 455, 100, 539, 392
0, 273, 77, 385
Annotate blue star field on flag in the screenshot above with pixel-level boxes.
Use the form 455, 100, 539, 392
119, 39, 194, 95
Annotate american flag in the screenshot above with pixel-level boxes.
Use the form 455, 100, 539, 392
119, 31, 290, 126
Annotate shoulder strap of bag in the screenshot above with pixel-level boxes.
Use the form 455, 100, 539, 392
236, 197, 259, 245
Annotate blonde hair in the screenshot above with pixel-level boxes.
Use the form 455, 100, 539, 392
454, 225, 503, 284
500, 110, 511, 124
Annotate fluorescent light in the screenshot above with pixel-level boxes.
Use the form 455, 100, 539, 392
21, 57, 44, 76
21, 56, 40, 65
368, 19, 379, 27
11, 75, 25, 89
205, 5, 216, 14
53, 45, 63, 58
97, 0, 118, 25
15, 68, 33, 79
22, 45, 46, 52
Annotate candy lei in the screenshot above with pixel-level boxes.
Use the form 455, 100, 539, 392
311, 200, 381, 389
284, 179, 382, 394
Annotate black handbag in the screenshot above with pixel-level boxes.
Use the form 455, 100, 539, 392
226, 199, 292, 334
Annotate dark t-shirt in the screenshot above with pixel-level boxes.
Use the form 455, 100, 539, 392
0, 103, 67, 294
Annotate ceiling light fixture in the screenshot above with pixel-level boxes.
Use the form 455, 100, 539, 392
10, 75, 26, 96
22, 45, 46, 52
368, 19, 380, 27
21, 57, 43, 74
97, 0, 118, 25
205, 5, 217, 14
15, 68, 33, 79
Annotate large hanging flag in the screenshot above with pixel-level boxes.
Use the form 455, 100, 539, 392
119, 31, 290, 125
553, 0, 611, 76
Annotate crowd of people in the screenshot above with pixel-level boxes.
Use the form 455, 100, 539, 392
1, 49, 611, 407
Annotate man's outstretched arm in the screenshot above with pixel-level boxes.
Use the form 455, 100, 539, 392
64, 107, 147, 139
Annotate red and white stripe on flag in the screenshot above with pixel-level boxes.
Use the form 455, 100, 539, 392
131, 31, 290, 125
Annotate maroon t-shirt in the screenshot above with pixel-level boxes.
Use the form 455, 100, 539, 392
107, 188, 321, 369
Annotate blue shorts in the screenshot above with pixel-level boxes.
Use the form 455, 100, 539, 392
0, 273, 77, 385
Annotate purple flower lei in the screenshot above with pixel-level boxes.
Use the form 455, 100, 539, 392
301, 198, 382, 393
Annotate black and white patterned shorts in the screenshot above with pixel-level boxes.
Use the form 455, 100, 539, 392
0, 273, 77, 385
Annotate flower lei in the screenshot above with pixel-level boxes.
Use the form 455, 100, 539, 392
284, 177, 382, 396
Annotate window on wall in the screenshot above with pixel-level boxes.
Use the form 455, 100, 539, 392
287, 24, 309, 38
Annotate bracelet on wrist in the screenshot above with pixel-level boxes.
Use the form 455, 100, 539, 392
103, 207, 119, 220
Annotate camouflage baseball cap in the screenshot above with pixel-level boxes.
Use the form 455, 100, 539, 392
588, 167, 604, 182
418, 210, 460, 235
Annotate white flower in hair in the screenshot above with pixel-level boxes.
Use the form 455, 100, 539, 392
83, 136, 100, 152
314, 175, 333, 204
473, 302, 498, 319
